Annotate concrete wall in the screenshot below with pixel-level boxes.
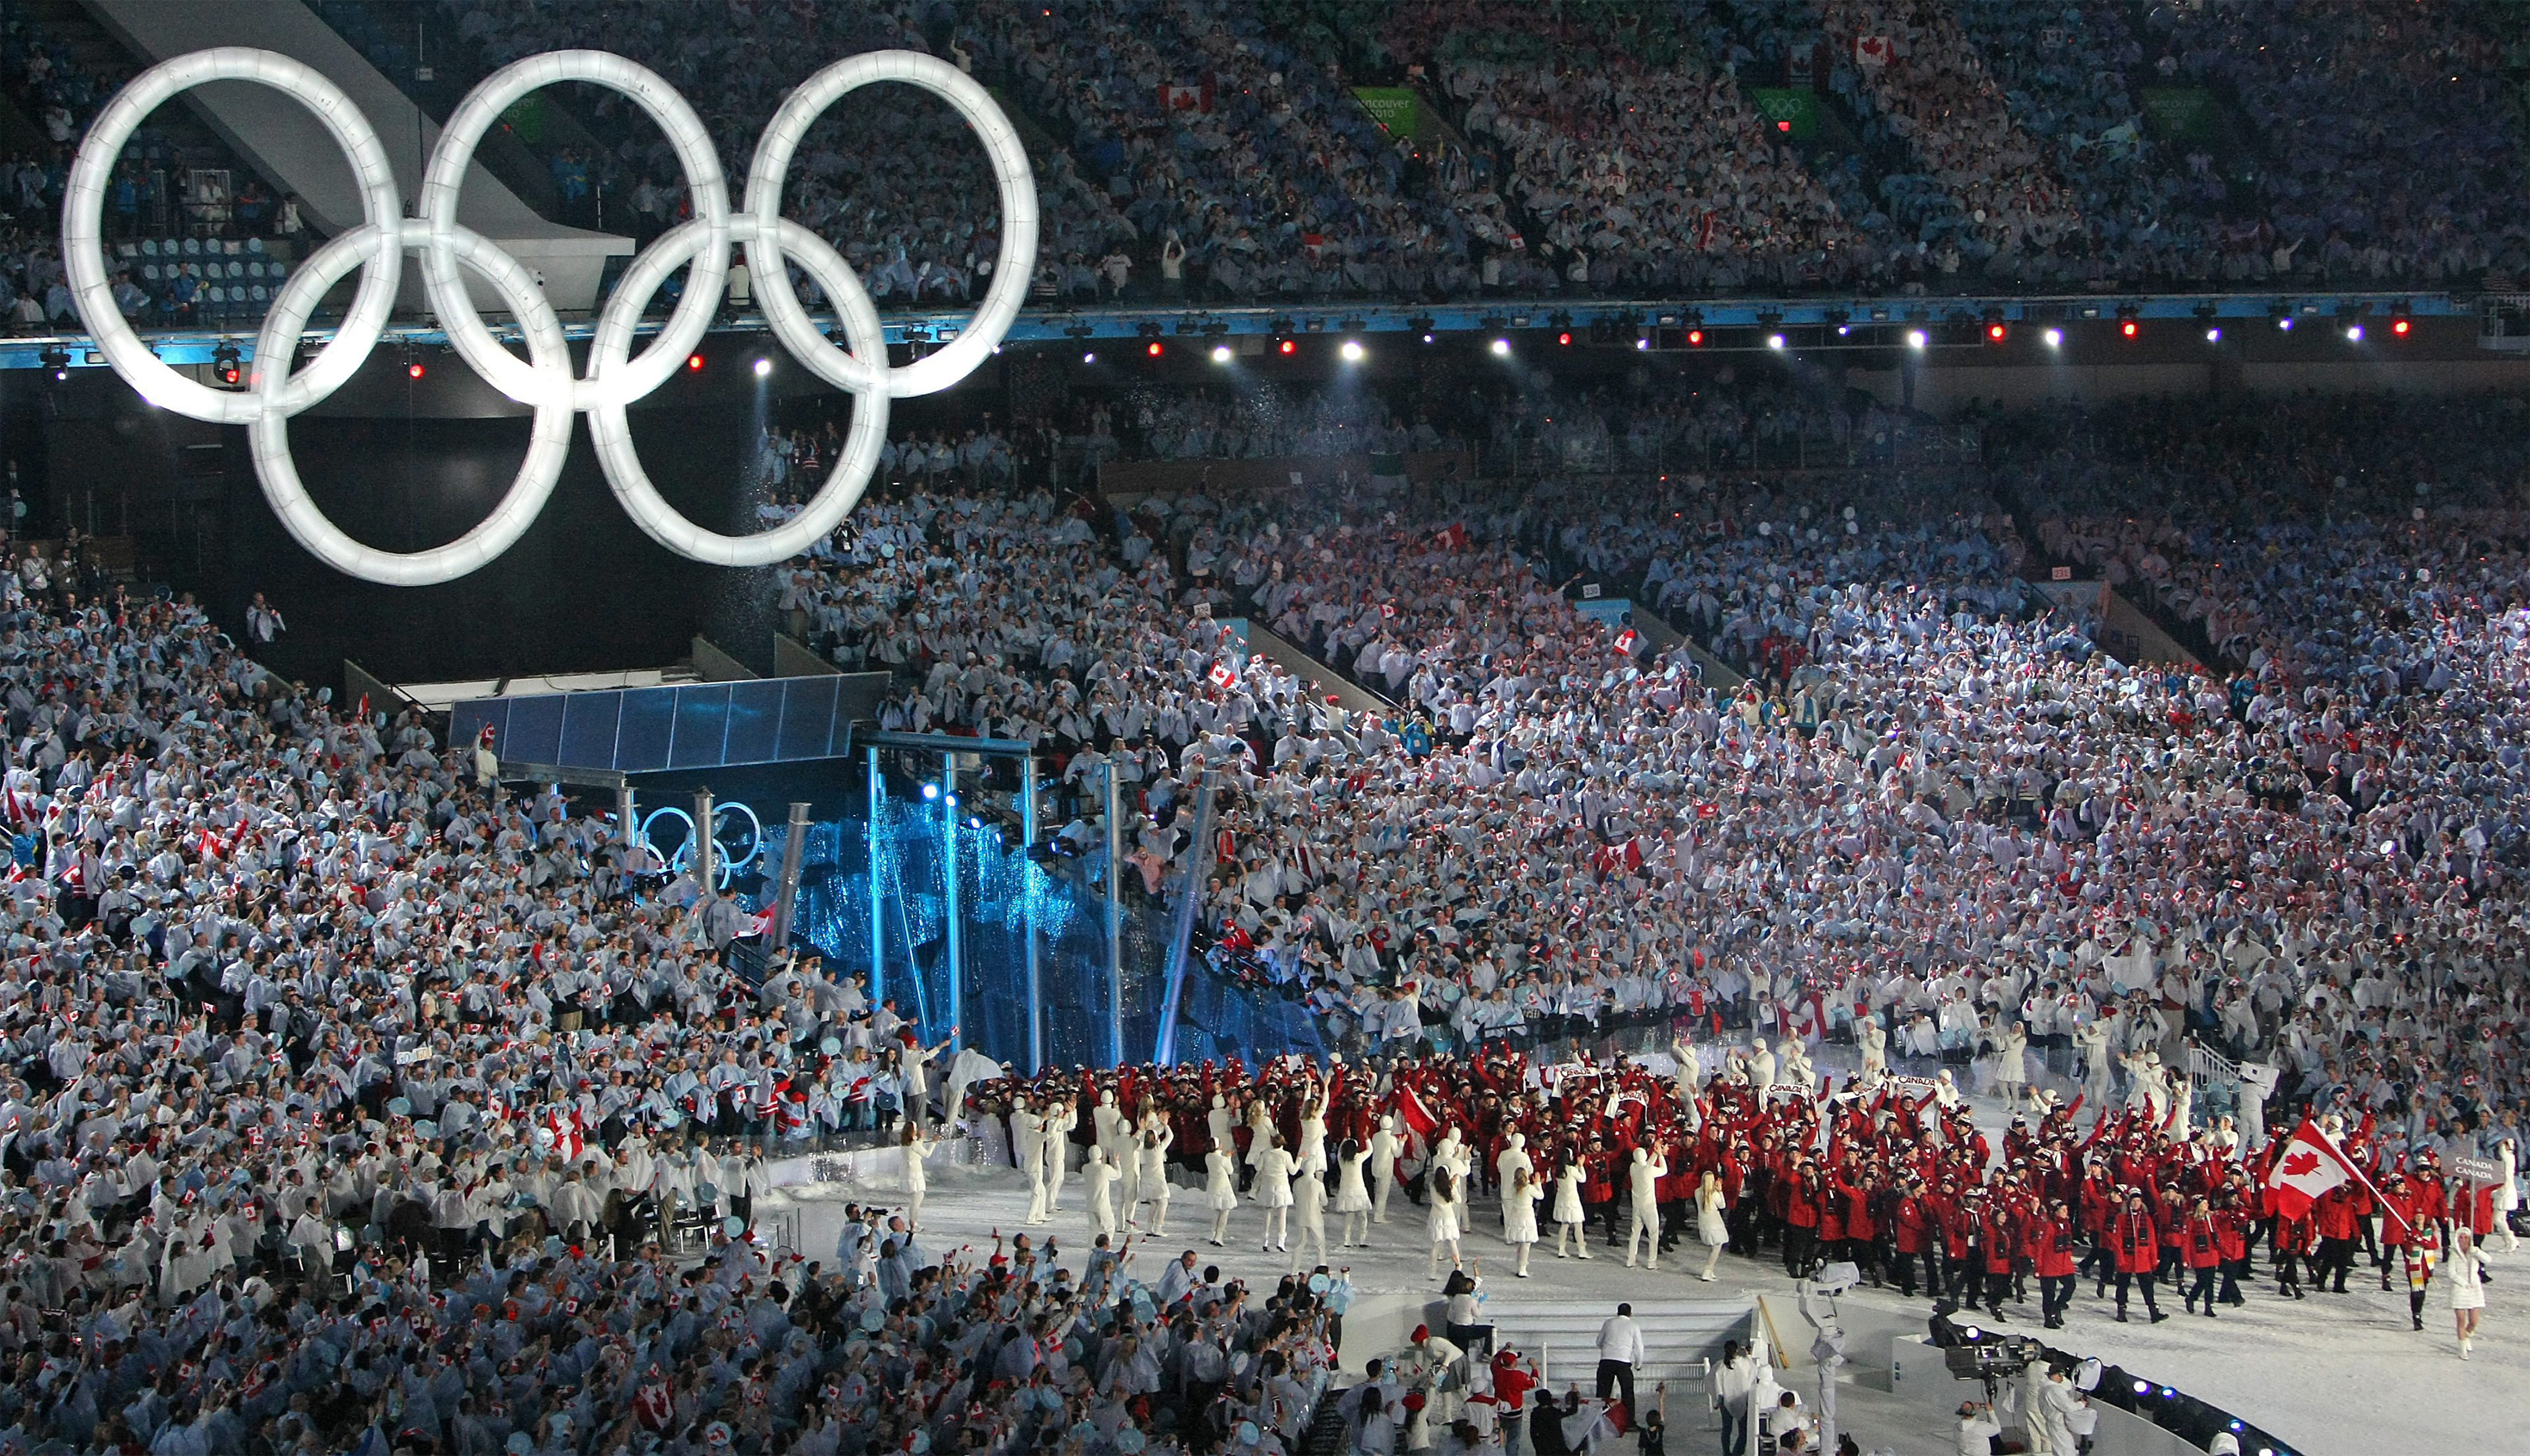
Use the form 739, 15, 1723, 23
774, 634, 842, 677
1243, 622, 1392, 713
690, 635, 758, 682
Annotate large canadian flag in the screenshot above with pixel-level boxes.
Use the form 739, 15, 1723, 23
1393, 1083, 1441, 1144
2265, 1119, 2359, 1220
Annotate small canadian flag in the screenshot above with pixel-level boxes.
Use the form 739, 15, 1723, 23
1208, 662, 1237, 689
1380, 603, 1398, 619
1614, 628, 1640, 657
1854, 34, 1892, 66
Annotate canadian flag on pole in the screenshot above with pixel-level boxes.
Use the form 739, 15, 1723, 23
1854, 34, 1892, 66
1208, 662, 1238, 689
1392, 1083, 1441, 1143
2265, 1118, 2360, 1221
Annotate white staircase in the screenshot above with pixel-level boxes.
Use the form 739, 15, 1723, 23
1477, 1297, 1756, 1391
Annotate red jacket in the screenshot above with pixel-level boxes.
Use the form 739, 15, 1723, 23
1980, 1211, 2017, 1275
2214, 1209, 2248, 1262
2181, 1213, 2223, 1270
1894, 1194, 1932, 1255
2315, 1188, 2360, 1242
2109, 1208, 2160, 1274
1785, 1174, 1821, 1230
2027, 1214, 2077, 1278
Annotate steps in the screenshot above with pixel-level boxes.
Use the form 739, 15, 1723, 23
1477, 1297, 1755, 1391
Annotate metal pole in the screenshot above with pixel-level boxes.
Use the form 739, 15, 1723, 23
1022, 753, 1042, 1075
618, 782, 636, 849
867, 744, 885, 1009
692, 788, 715, 891
941, 750, 961, 1052
771, 800, 810, 951
1105, 762, 1124, 1067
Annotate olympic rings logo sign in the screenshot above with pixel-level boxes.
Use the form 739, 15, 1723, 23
60, 47, 1037, 586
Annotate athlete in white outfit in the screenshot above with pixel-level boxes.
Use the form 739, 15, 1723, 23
1624, 1145, 1668, 1269
1427, 1167, 1465, 1278
1335, 1138, 1374, 1247
1203, 1144, 1239, 1245
1503, 1164, 1545, 1277
1552, 1158, 1591, 1260
1290, 1163, 1330, 1272
1370, 1116, 1404, 1223
1082, 1145, 1120, 1240
1254, 1135, 1297, 1252
900, 1125, 941, 1231
1132, 1123, 1176, 1234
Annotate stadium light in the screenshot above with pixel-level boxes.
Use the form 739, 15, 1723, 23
407, 361, 425, 379
1686, 328, 1705, 347
1210, 344, 1232, 363
1279, 338, 1297, 355
2204, 327, 2221, 342
1905, 329, 1927, 349
2042, 327, 2062, 348
1082, 351, 1096, 364
2345, 324, 2364, 342
1146, 340, 1164, 357
686, 353, 705, 372
1767, 333, 1786, 350
1490, 338, 1511, 356
752, 357, 773, 376
1341, 339, 1367, 363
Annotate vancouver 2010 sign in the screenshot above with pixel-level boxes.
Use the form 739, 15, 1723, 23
61, 47, 1037, 585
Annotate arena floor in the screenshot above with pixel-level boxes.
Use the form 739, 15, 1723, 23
764, 1089, 2526, 1456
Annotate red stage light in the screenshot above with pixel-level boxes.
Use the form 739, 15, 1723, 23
408, 362, 425, 379
1686, 329, 1705, 346
1557, 331, 1572, 346
1146, 341, 1164, 357
2391, 318, 2410, 336
1279, 339, 1296, 355
687, 354, 705, 371
2120, 319, 2138, 338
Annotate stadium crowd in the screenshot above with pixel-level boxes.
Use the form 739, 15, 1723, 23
0, 364, 2511, 1456
3, 0, 2528, 314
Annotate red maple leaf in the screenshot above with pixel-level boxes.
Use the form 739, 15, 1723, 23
2279, 1150, 2322, 1178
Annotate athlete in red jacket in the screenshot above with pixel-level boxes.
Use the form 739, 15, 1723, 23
2180, 1198, 2226, 1317
2108, 1188, 2167, 1322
